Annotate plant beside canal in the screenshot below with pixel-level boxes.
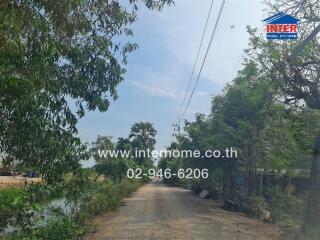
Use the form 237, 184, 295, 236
1, 179, 142, 240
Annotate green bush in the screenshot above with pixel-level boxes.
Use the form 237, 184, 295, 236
266, 187, 304, 224
176, 178, 192, 189
2, 178, 143, 239
0, 188, 28, 230
34, 217, 87, 240
80, 182, 120, 216
8, 216, 87, 240
190, 179, 203, 194
117, 179, 141, 197
246, 196, 269, 218
79, 180, 141, 217
26, 183, 64, 202
0, 183, 67, 233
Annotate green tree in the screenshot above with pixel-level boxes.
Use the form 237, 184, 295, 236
0, 0, 172, 181
176, 60, 317, 201
158, 142, 181, 186
116, 137, 132, 152
91, 135, 135, 182
91, 135, 115, 164
246, 0, 320, 233
211, 62, 275, 197
129, 122, 157, 166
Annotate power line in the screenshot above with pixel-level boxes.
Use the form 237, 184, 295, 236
181, 0, 226, 119
177, 0, 215, 121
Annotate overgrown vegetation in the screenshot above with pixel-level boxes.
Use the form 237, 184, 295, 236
0, 119, 154, 239
161, 63, 317, 229
0, 0, 169, 239
0, 178, 142, 239
1, 0, 319, 239
92, 122, 157, 182
160, 1, 320, 238
0, 0, 172, 182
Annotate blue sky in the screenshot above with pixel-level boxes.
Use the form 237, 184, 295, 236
79, 0, 266, 166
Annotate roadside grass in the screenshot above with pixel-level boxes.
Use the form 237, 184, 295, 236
1, 178, 142, 240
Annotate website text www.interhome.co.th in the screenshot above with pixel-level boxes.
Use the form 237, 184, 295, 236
97, 147, 238, 159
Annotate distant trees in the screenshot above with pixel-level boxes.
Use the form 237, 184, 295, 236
0, 0, 172, 182
129, 122, 157, 166
129, 122, 157, 150
92, 122, 157, 181
91, 135, 134, 182
116, 138, 132, 152
158, 142, 181, 185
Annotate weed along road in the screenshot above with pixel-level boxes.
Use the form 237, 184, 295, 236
87, 180, 283, 240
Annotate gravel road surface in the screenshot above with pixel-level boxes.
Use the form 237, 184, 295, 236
88, 180, 283, 240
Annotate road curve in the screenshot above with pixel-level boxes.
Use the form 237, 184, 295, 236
87, 180, 283, 240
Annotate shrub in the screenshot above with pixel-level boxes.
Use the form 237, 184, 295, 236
26, 183, 64, 202
8, 216, 87, 240
2, 178, 143, 239
0, 188, 28, 230
266, 187, 304, 224
190, 179, 203, 194
34, 217, 87, 240
117, 179, 141, 197
245, 196, 269, 218
79, 180, 141, 217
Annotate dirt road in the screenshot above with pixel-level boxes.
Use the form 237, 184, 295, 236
0, 176, 42, 189
88, 180, 284, 240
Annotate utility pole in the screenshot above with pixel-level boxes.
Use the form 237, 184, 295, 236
178, 117, 181, 137
178, 117, 182, 169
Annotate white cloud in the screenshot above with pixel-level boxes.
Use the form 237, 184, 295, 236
128, 65, 180, 100
130, 67, 212, 101
132, 80, 178, 99
77, 0, 268, 153
139, 0, 264, 86
194, 91, 210, 97
130, 0, 265, 118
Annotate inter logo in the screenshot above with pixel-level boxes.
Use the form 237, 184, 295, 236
263, 12, 300, 40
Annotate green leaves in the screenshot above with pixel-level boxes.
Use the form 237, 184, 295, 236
92, 121, 157, 180
0, 0, 172, 182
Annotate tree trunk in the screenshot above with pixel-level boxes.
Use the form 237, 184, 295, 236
304, 134, 320, 235
223, 175, 228, 200
246, 144, 256, 197
230, 175, 236, 201
258, 173, 263, 196
248, 168, 256, 196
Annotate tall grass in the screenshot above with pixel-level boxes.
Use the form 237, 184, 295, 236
4, 179, 142, 240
